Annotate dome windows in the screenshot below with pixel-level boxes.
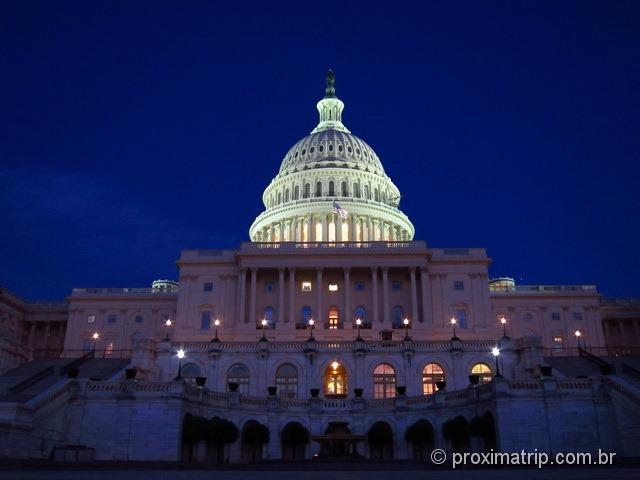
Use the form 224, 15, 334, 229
302, 149, 306, 156
295, 151, 298, 158
328, 144, 334, 152
356, 148, 360, 155
338, 145, 343, 152
310, 147, 315, 154
319, 145, 324, 152
347, 146, 352, 153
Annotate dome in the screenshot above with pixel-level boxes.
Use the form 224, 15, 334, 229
278, 130, 385, 178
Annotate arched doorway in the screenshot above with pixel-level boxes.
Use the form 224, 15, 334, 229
281, 422, 309, 460
324, 361, 347, 397
373, 363, 396, 399
241, 420, 269, 462
275, 363, 298, 399
470, 412, 497, 451
367, 421, 394, 460
405, 419, 435, 460
443, 416, 470, 452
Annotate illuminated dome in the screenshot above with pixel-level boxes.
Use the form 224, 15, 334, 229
249, 71, 414, 243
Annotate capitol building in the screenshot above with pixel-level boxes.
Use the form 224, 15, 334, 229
0, 72, 639, 463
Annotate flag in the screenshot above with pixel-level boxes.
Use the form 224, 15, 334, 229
332, 200, 348, 219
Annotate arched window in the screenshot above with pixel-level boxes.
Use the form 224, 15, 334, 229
324, 361, 346, 397
355, 306, 367, 324
303, 183, 310, 198
353, 183, 360, 198
471, 363, 493, 384
285, 189, 290, 202
341, 181, 347, 196
316, 181, 322, 197
181, 363, 201, 379
374, 188, 379, 202
275, 363, 298, 399
392, 306, 404, 328
364, 185, 370, 199
422, 363, 445, 395
328, 181, 335, 196
373, 363, 396, 399
301, 306, 312, 325
328, 306, 340, 329
263, 306, 275, 328
294, 185, 299, 200
227, 364, 250, 394
278, 192, 282, 204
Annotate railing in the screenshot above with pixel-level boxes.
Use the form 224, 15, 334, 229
622, 363, 640, 384
60, 349, 94, 376
543, 346, 640, 358
8, 366, 55, 395
600, 297, 640, 307
71, 288, 177, 296
32, 349, 133, 359
579, 347, 613, 374
489, 284, 597, 293
240, 241, 427, 252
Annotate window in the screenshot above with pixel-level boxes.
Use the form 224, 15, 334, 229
265, 282, 275, 293
422, 363, 445, 395
203, 282, 213, 292
324, 362, 346, 396
392, 306, 404, 328
294, 185, 299, 200
107, 315, 117, 324
276, 363, 298, 399
454, 280, 464, 291
355, 282, 365, 291
341, 181, 347, 196
524, 313, 533, 322
303, 183, 310, 198
83, 340, 93, 353
328, 181, 335, 196
551, 312, 561, 321
471, 363, 493, 384
201, 311, 211, 330
392, 281, 402, 291
373, 363, 396, 399
316, 182, 322, 197
328, 283, 338, 292
553, 336, 563, 351
328, 306, 340, 329
227, 364, 250, 394
87, 315, 96, 324
301, 281, 312, 292
181, 363, 202, 380
456, 310, 467, 329
301, 306, 312, 324
573, 312, 583, 321
262, 307, 275, 329
105, 342, 114, 356
354, 306, 367, 323
353, 183, 360, 198
135, 315, 144, 324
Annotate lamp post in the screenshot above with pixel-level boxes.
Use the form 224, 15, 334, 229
91, 332, 100, 354
403, 317, 410, 340
491, 347, 502, 378
261, 318, 268, 340
450, 317, 457, 339
500, 317, 507, 338
355, 318, 362, 340
164, 318, 172, 340
174, 348, 185, 380
574, 330, 582, 350
214, 318, 220, 341
308, 318, 315, 340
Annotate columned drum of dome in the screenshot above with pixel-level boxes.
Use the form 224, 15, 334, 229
249, 71, 414, 242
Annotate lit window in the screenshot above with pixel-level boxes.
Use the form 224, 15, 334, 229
263, 307, 275, 328
392, 281, 402, 291
471, 363, 493, 384
201, 311, 211, 330
329, 284, 338, 292
553, 336, 563, 351
328, 306, 340, 329
87, 315, 96, 324
324, 362, 346, 396
373, 363, 396, 399
355, 282, 365, 291
301, 306, 312, 324
422, 363, 445, 395
107, 315, 117, 324
456, 310, 467, 328
203, 282, 213, 292
454, 280, 464, 291
301, 282, 312, 292
105, 342, 114, 356
135, 315, 143, 324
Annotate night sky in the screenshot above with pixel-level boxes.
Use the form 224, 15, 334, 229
1, 1, 639, 301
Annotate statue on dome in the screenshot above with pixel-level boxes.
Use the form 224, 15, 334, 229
325, 69, 336, 98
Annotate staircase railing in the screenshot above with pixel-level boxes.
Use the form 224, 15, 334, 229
60, 349, 95, 377
579, 347, 613, 375
8, 366, 55, 395
622, 363, 640, 384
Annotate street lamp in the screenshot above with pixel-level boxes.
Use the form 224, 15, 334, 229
174, 348, 185, 380
308, 318, 315, 340
261, 318, 268, 340
213, 318, 221, 341
91, 332, 100, 352
164, 318, 172, 340
491, 347, 502, 378
355, 318, 362, 340
403, 317, 410, 339
450, 317, 458, 339
574, 330, 582, 349
500, 317, 508, 338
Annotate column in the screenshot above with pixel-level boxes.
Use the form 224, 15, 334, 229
268, 224, 274, 242
279, 220, 284, 242
322, 214, 328, 242
249, 268, 257, 325
350, 215, 357, 241
278, 268, 285, 325
420, 267, 431, 324
238, 269, 247, 324
410, 267, 418, 322
316, 269, 323, 325
367, 216, 373, 241
306, 214, 312, 242
344, 268, 351, 325
289, 269, 296, 325
371, 268, 379, 323
382, 267, 390, 324
390, 224, 396, 241
336, 215, 342, 242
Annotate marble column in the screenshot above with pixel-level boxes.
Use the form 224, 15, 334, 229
371, 268, 379, 323
420, 267, 431, 324
278, 268, 285, 325
410, 267, 418, 322
336, 215, 342, 242
238, 269, 247, 324
306, 214, 312, 242
289, 268, 296, 325
249, 268, 257, 325
344, 268, 351, 326
382, 267, 390, 324
316, 269, 323, 325
322, 214, 328, 242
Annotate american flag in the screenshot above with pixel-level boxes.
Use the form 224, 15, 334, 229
332, 200, 348, 219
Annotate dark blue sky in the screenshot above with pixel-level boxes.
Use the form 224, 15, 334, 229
1, 1, 639, 300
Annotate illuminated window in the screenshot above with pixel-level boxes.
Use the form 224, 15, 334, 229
354, 306, 367, 323
373, 363, 396, 399
105, 342, 114, 356
276, 363, 298, 399
471, 363, 493, 384
329, 284, 338, 292
553, 336, 563, 351
328, 306, 340, 329
301, 282, 312, 292
324, 362, 346, 396
227, 364, 250, 394
422, 363, 445, 395
87, 315, 95, 324
301, 306, 312, 323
